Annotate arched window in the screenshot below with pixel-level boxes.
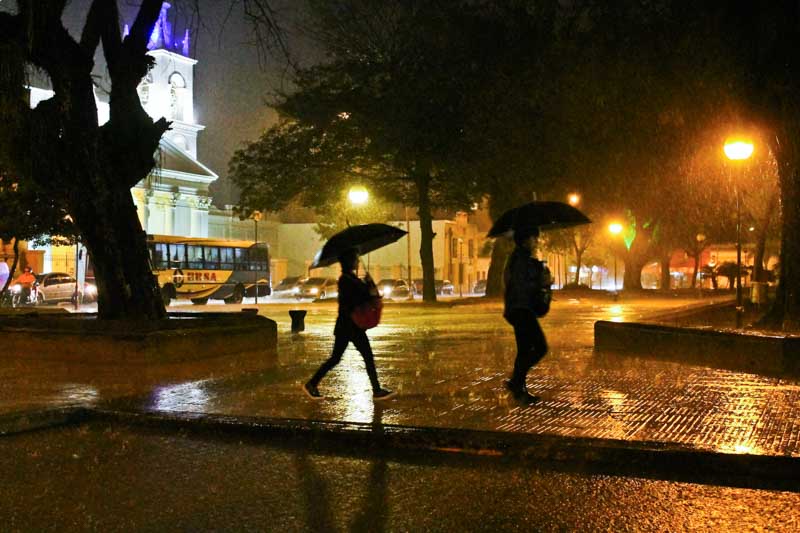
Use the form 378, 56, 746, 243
168, 72, 186, 121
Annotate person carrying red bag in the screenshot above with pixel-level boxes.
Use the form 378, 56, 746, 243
304, 248, 394, 400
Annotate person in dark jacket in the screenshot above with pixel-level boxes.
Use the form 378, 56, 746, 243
304, 249, 394, 400
503, 226, 549, 404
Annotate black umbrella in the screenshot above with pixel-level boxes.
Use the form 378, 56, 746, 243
311, 223, 408, 268
488, 201, 591, 238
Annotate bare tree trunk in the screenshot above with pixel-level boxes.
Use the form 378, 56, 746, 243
574, 250, 584, 285
691, 252, 700, 288
760, 128, 800, 329
486, 238, 511, 297
4, 0, 168, 320
659, 254, 671, 290
1, 238, 19, 296
622, 257, 645, 290
753, 191, 777, 282
416, 175, 436, 303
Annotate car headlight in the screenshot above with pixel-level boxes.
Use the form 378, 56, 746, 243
310, 287, 319, 295
10, 284, 21, 293
291, 287, 300, 294
383, 287, 392, 296
85, 284, 97, 295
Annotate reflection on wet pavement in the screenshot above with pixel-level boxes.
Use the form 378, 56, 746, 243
107, 298, 800, 458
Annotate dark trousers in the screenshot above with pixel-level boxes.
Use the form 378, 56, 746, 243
508, 309, 548, 386
309, 329, 381, 390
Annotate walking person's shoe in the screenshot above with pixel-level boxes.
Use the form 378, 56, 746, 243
504, 379, 540, 405
373, 388, 395, 400
303, 381, 323, 400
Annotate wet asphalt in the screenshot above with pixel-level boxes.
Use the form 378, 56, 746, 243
4, 294, 800, 529
2, 422, 799, 532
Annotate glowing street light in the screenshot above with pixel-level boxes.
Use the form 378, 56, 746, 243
724, 138, 754, 328
723, 140, 754, 161
608, 222, 623, 292
348, 186, 369, 205
568, 193, 581, 206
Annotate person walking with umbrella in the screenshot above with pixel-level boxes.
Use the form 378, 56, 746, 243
489, 201, 591, 405
303, 224, 406, 400
502, 226, 551, 404
304, 248, 394, 400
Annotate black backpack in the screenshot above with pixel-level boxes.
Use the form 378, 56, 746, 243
533, 261, 552, 317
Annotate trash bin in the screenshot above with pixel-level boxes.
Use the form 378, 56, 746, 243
289, 310, 307, 333
750, 281, 768, 305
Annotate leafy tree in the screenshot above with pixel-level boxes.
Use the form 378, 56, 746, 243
0, 175, 75, 295
233, 2, 535, 301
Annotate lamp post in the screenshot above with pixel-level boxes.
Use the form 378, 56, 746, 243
696, 233, 706, 294
724, 139, 754, 328
567, 193, 580, 287
609, 222, 623, 292
348, 186, 369, 275
252, 210, 263, 305
458, 237, 464, 298
405, 205, 413, 299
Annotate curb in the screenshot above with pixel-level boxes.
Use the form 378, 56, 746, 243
0, 407, 88, 436
5, 406, 799, 488
88, 408, 800, 486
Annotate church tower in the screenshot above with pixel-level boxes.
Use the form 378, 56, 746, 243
129, 2, 218, 238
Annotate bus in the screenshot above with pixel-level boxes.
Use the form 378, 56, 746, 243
148, 235, 270, 306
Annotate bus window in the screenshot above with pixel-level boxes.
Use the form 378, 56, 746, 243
187, 245, 204, 269
204, 246, 220, 270
234, 248, 248, 271
151, 243, 169, 270
169, 244, 186, 268
220, 247, 234, 270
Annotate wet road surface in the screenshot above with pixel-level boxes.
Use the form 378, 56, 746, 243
126, 297, 800, 458
2, 422, 799, 532
5, 296, 800, 458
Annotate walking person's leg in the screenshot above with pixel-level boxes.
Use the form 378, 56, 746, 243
304, 334, 350, 398
505, 310, 540, 403
351, 330, 394, 399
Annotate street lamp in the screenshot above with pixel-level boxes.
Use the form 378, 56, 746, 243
568, 193, 581, 206
348, 186, 369, 205
252, 210, 263, 305
608, 222, 623, 292
724, 138, 754, 328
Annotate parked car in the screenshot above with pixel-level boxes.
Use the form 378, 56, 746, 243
376, 279, 412, 300
297, 277, 338, 300
271, 276, 307, 298
412, 278, 455, 296
473, 279, 487, 295
30, 272, 77, 304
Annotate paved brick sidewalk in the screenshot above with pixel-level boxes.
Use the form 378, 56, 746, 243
104, 297, 800, 459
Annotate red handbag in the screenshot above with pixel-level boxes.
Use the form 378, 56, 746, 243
351, 297, 383, 329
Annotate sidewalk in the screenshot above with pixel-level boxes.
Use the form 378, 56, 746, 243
4, 296, 800, 467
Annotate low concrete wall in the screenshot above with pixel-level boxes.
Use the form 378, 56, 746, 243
595, 320, 800, 376
0, 311, 277, 364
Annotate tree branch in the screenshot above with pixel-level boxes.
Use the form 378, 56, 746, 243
81, 0, 122, 69
19, 0, 92, 81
